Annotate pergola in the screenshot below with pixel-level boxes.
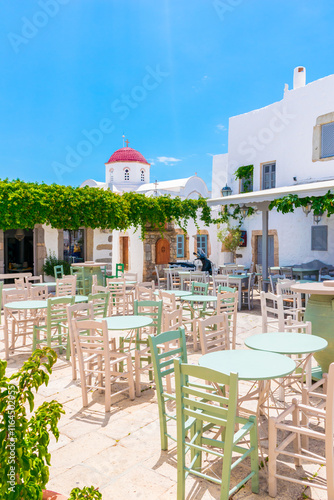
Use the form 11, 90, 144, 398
208, 178, 334, 282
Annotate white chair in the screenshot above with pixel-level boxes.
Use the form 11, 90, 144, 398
72, 318, 135, 412
3, 289, 33, 359
198, 313, 229, 354
241, 272, 255, 310
212, 274, 230, 295
154, 265, 167, 289
216, 291, 238, 349
56, 275, 76, 297
268, 363, 334, 498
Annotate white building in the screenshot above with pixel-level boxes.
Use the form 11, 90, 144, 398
81, 144, 215, 280
211, 67, 334, 269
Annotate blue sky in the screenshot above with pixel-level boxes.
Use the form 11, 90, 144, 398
1, 0, 334, 191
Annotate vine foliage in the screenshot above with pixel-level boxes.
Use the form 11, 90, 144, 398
234, 165, 254, 193
0, 179, 214, 237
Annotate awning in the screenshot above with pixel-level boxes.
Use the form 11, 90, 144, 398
208, 178, 334, 208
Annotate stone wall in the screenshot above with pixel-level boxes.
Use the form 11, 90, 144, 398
143, 223, 177, 281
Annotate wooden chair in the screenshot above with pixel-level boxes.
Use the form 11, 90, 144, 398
32, 296, 75, 357
70, 266, 90, 295
269, 274, 286, 294
154, 265, 167, 289
87, 291, 110, 318
123, 272, 138, 282
67, 302, 95, 380
135, 283, 155, 301
148, 328, 188, 450
174, 360, 259, 499
241, 272, 255, 310
279, 266, 294, 279
72, 318, 135, 412
54, 265, 64, 279
213, 275, 230, 295
217, 285, 237, 293
3, 289, 34, 359
166, 269, 180, 289
198, 313, 230, 354
14, 277, 26, 290
29, 284, 49, 300
106, 278, 129, 315
162, 308, 183, 332
268, 362, 334, 498
216, 291, 238, 349
56, 276, 76, 297
133, 299, 163, 396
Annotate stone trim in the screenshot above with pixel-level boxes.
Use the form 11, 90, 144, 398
312, 111, 334, 162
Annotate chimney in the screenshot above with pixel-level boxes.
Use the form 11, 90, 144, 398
293, 66, 306, 89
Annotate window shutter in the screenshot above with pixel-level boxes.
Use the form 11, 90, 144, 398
321, 122, 334, 158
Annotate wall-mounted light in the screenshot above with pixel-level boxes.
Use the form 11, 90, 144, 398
302, 203, 312, 216
221, 184, 232, 197
313, 211, 323, 225
240, 205, 248, 218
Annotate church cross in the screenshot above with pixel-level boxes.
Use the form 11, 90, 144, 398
125, 139, 130, 147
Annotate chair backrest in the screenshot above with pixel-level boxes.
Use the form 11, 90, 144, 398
136, 284, 155, 301
148, 328, 187, 398
47, 296, 75, 325
166, 269, 180, 290
174, 359, 239, 448
260, 291, 285, 332
2, 288, 28, 305
14, 277, 26, 290
217, 285, 237, 294
123, 272, 138, 282
276, 280, 300, 309
269, 274, 286, 294
87, 292, 110, 318
198, 313, 229, 354
72, 318, 110, 373
280, 266, 293, 279
30, 285, 48, 300
54, 265, 64, 279
56, 275, 77, 297
25, 275, 43, 284
248, 262, 255, 274
158, 290, 176, 312
162, 308, 183, 332
116, 263, 124, 278
216, 291, 238, 315
134, 299, 163, 335
92, 284, 108, 294
213, 275, 230, 294
106, 278, 127, 315
191, 281, 209, 295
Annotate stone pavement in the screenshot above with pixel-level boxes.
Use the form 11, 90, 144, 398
0, 295, 327, 499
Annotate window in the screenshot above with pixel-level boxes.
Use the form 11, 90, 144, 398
321, 122, 334, 158
197, 234, 208, 255
176, 235, 185, 258
63, 229, 84, 263
109, 168, 114, 182
311, 226, 328, 251
262, 162, 276, 189
140, 169, 145, 182
240, 175, 253, 193
124, 169, 130, 181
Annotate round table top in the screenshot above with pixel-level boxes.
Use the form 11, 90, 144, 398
72, 262, 109, 268
33, 282, 57, 287
4, 295, 88, 309
181, 294, 217, 303
154, 290, 192, 298
245, 332, 328, 355
199, 349, 296, 381
102, 315, 153, 330
292, 282, 334, 295
178, 271, 206, 275
228, 275, 249, 280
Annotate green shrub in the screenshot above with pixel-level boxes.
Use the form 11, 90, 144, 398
42, 252, 71, 277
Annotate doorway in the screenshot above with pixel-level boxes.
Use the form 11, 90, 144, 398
120, 236, 129, 271
256, 235, 274, 268
4, 229, 34, 274
63, 230, 85, 263
156, 238, 170, 265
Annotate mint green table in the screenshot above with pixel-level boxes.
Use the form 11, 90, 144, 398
181, 294, 217, 304
199, 349, 295, 381
154, 289, 192, 298
103, 315, 153, 331
4, 295, 88, 310
226, 275, 249, 310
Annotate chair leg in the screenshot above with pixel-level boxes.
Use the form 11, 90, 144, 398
126, 353, 135, 400
268, 417, 278, 497
249, 417, 259, 493
135, 349, 142, 397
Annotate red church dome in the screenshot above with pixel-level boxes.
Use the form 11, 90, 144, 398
106, 146, 150, 165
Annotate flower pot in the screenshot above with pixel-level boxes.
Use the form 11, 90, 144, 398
43, 490, 67, 500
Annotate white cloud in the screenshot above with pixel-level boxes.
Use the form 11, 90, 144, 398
148, 158, 155, 165
216, 124, 226, 131
157, 156, 181, 165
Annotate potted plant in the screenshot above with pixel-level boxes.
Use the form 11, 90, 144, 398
0, 348, 102, 500
42, 252, 71, 281
217, 224, 242, 263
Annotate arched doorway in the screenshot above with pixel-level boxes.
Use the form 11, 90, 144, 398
156, 238, 170, 265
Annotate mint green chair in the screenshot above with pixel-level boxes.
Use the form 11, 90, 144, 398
70, 266, 90, 295
116, 263, 125, 278
0, 281, 3, 325
217, 285, 237, 294
33, 296, 75, 358
148, 328, 188, 450
133, 299, 163, 396
174, 359, 259, 499
87, 291, 110, 318
54, 265, 64, 279
191, 281, 209, 295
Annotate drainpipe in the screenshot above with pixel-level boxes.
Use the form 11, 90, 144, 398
262, 207, 269, 292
